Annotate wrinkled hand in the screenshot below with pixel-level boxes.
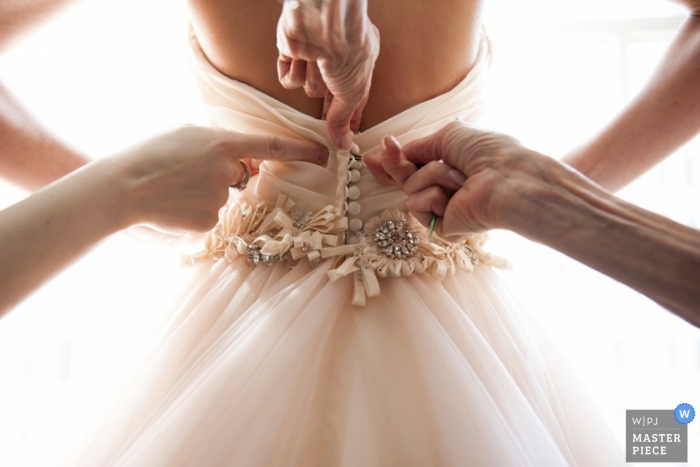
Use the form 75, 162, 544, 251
113, 125, 328, 233
365, 122, 554, 241
277, 0, 379, 150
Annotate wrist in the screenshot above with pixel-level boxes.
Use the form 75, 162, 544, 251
85, 156, 139, 233
517, 159, 609, 240
490, 149, 575, 235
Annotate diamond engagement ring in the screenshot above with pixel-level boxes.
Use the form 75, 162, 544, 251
231, 160, 251, 191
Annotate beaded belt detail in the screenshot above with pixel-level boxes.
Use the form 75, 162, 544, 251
184, 194, 507, 306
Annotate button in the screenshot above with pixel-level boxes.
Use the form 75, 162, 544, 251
347, 186, 361, 200
349, 218, 364, 232
349, 169, 361, 183
347, 202, 361, 215
349, 159, 362, 170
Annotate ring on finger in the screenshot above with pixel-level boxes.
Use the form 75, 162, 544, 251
231, 160, 251, 191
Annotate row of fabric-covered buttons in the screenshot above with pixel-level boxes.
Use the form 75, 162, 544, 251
346, 144, 363, 238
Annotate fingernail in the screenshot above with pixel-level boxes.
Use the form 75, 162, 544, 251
448, 169, 467, 185
339, 132, 353, 151
388, 135, 401, 151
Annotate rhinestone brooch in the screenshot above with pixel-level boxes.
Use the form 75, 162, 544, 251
374, 219, 419, 259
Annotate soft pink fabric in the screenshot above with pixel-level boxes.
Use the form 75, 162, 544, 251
69, 29, 623, 466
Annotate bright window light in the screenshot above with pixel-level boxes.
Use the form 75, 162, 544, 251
0, 1, 698, 465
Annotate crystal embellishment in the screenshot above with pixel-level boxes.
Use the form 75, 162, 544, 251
374, 219, 419, 259
246, 244, 281, 266
289, 206, 312, 229
462, 245, 479, 267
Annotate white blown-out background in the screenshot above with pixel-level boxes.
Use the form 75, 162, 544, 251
0, 1, 699, 465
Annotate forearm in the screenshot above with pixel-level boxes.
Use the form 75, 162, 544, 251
510, 158, 700, 325
0, 158, 130, 316
564, 11, 700, 192
0, 0, 78, 52
0, 81, 89, 190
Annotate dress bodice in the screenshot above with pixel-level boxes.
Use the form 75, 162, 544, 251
188, 28, 489, 223
186, 28, 505, 305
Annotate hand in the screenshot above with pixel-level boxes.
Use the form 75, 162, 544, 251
364, 122, 557, 241
276, 0, 380, 150
112, 125, 328, 233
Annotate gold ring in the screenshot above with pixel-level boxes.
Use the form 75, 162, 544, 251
231, 160, 251, 191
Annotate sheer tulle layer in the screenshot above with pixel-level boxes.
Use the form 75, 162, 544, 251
72, 258, 621, 466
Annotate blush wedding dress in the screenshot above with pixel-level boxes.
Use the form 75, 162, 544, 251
69, 28, 623, 466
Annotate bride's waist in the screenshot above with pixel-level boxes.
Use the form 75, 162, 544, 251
184, 191, 509, 306
249, 157, 405, 228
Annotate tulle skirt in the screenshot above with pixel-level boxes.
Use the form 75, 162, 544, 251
70, 255, 622, 466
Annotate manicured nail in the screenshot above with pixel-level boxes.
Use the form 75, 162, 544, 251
340, 132, 353, 151
448, 169, 467, 185
387, 135, 401, 151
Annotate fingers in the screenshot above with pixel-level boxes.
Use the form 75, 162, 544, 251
324, 95, 359, 150
277, 0, 376, 151
365, 135, 464, 192
378, 135, 416, 187
406, 186, 448, 225
405, 187, 475, 242
363, 151, 395, 185
349, 95, 368, 133
278, 55, 329, 98
400, 131, 447, 167
402, 162, 466, 195
226, 133, 329, 164
440, 189, 482, 241
278, 55, 307, 89
322, 78, 369, 150
277, 0, 326, 92
321, 92, 333, 121
401, 121, 514, 174
304, 61, 328, 98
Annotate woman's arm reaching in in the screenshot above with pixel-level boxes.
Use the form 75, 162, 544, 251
0, 126, 327, 316
564, 0, 700, 192
366, 123, 700, 326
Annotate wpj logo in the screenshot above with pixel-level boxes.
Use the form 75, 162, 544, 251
626, 404, 695, 463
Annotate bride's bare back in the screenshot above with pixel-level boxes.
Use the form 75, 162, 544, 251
187, 0, 485, 130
